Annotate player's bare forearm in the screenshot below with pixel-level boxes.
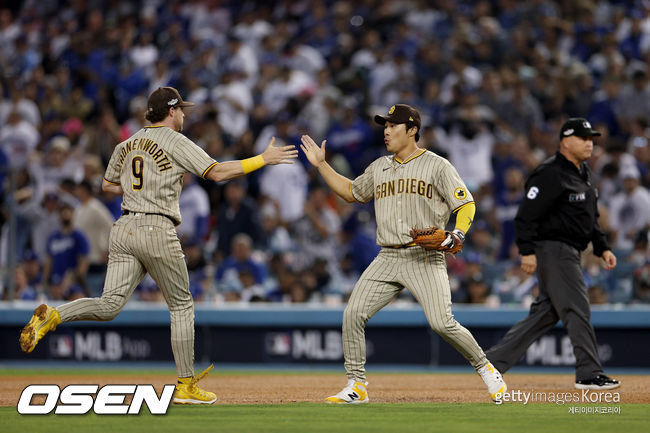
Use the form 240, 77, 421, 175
317, 162, 355, 202
206, 137, 297, 182
206, 160, 246, 182
101, 179, 123, 195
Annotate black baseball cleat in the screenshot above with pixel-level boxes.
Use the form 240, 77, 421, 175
574, 375, 621, 390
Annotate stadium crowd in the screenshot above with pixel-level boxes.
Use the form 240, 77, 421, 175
0, 0, 649, 306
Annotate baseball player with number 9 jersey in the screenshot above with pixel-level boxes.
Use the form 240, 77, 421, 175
20, 87, 297, 404
301, 104, 506, 404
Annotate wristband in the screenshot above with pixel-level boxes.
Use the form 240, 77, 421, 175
452, 229, 465, 243
241, 155, 265, 174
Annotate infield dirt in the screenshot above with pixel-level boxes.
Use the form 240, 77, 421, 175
1, 373, 647, 406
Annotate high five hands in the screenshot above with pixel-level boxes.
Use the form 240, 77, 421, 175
262, 137, 299, 165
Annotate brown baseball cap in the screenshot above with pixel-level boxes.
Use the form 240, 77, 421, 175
147, 87, 194, 113
374, 104, 421, 128
374, 104, 421, 141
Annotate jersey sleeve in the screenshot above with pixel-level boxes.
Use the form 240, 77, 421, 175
351, 160, 376, 203
514, 167, 564, 255
103, 143, 123, 184
172, 134, 219, 178
434, 158, 474, 210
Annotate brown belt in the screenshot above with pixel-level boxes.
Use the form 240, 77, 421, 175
122, 210, 178, 226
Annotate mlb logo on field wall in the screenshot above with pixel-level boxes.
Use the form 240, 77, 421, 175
17, 384, 175, 415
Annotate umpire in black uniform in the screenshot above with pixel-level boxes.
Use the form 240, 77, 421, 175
486, 118, 620, 390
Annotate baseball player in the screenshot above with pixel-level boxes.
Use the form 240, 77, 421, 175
19, 86, 298, 404
300, 104, 506, 404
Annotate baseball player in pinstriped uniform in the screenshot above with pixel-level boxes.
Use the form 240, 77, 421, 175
301, 104, 506, 404
19, 86, 298, 405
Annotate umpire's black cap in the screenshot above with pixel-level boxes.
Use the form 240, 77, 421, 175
559, 118, 601, 140
374, 104, 421, 141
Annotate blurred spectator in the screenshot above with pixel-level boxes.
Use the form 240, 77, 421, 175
259, 148, 308, 224
492, 263, 537, 305
588, 75, 622, 138
215, 178, 261, 259
325, 98, 375, 175
608, 166, 650, 250
21, 249, 42, 293
494, 167, 525, 259
464, 221, 498, 265
0, 109, 39, 170
178, 173, 211, 243
182, 238, 211, 302
341, 209, 380, 275
85, 108, 121, 166
43, 200, 89, 297
588, 285, 609, 305
293, 185, 342, 272
617, 68, 650, 133
212, 68, 253, 142
119, 96, 147, 141
437, 96, 495, 191
73, 180, 114, 295
16, 191, 61, 261
259, 202, 294, 253
631, 260, 650, 303
0, 84, 40, 127
216, 233, 266, 293
30, 136, 83, 198
11, 265, 37, 301
461, 275, 499, 306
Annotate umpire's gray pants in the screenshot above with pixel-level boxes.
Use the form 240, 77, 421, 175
485, 240, 603, 381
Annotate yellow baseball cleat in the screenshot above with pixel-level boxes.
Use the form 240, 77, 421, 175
326, 379, 369, 404
173, 364, 217, 405
20, 304, 61, 353
478, 362, 507, 403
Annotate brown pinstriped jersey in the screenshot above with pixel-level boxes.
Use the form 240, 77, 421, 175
104, 125, 217, 224
351, 149, 473, 246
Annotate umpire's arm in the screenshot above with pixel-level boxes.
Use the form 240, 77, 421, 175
514, 170, 561, 273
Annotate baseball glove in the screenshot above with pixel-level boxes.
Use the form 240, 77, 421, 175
409, 227, 463, 254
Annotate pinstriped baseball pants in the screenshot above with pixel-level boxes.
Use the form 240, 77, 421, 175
343, 247, 488, 381
57, 214, 195, 377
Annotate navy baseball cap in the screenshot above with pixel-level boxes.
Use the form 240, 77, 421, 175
374, 104, 421, 141
560, 118, 601, 139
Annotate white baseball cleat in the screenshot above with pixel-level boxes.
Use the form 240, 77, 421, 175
326, 379, 369, 404
478, 362, 507, 403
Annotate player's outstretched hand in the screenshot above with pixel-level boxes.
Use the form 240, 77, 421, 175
262, 137, 298, 165
300, 135, 326, 167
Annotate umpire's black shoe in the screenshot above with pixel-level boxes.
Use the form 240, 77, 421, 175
575, 375, 621, 390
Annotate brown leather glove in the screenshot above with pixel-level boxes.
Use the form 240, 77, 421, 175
409, 227, 464, 254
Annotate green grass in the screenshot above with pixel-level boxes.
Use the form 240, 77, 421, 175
1, 403, 647, 433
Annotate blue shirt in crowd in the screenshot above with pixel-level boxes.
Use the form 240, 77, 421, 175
46, 230, 90, 282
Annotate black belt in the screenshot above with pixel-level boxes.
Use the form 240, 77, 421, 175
122, 210, 178, 226
385, 242, 417, 249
